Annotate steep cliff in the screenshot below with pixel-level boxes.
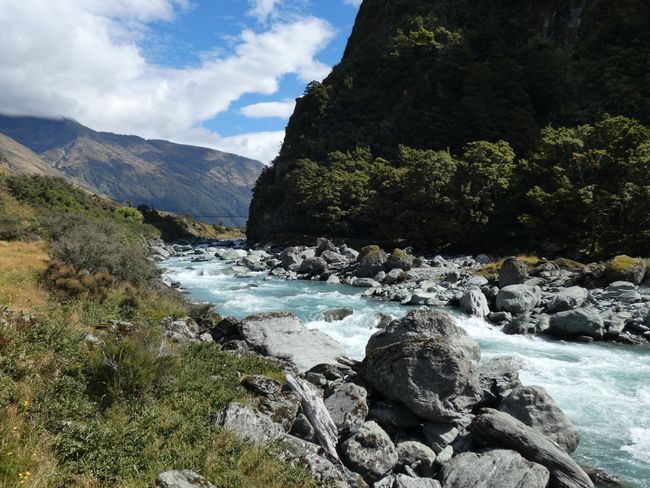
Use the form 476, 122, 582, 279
248, 0, 650, 249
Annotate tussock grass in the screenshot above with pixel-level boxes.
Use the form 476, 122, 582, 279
0, 241, 50, 312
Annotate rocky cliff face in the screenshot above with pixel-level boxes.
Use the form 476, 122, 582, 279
248, 0, 650, 243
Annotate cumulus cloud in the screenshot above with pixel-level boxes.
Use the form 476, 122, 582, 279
0, 0, 335, 163
240, 100, 296, 119
248, 0, 280, 23
343, 0, 362, 7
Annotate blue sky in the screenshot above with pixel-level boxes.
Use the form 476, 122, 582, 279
0, 0, 362, 163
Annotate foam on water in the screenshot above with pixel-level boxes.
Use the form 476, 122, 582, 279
162, 255, 650, 487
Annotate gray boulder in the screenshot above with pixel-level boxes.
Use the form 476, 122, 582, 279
496, 285, 542, 315
395, 441, 437, 476
321, 250, 349, 270
605, 256, 646, 285
280, 246, 303, 269
439, 449, 549, 488
460, 289, 490, 318
323, 308, 354, 322
354, 278, 381, 288
471, 409, 594, 488
341, 421, 398, 482
547, 307, 604, 340
239, 312, 345, 372
356, 246, 388, 277
423, 423, 459, 454
479, 357, 522, 405
499, 386, 580, 453
156, 470, 215, 488
325, 382, 369, 434
216, 403, 285, 443
386, 249, 415, 272
317, 237, 338, 254
375, 475, 441, 488
300, 257, 327, 275
603, 281, 641, 302
368, 401, 421, 432
161, 317, 201, 344
499, 258, 529, 287
547, 287, 589, 313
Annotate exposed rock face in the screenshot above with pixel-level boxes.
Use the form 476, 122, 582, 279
361, 310, 481, 421
496, 285, 542, 315
471, 409, 594, 488
547, 307, 605, 340
239, 312, 345, 372
499, 386, 581, 453
341, 421, 398, 482
324, 382, 369, 434
156, 470, 216, 488
499, 258, 529, 287
547, 287, 589, 313
460, 288, 490, 318
439, 449, 550, 488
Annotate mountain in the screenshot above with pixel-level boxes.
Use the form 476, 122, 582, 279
247, 0, 650, 255
0, 132, 65, 177
0, 115, 264, 226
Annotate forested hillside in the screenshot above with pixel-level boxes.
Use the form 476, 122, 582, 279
248, 0, 650, 258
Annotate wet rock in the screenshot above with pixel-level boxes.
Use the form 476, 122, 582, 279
324, 383, 369, 434
460, 289, 490, 318
502, 314, 537, 335
439, 449, 549, 488
156, 470, 215, 488
354, 278, 381, 288
487, 311, 512, 323
341, 421, 399, 482
547, 287, 589, 313
323, 308, 354, 322
496, 285, 542, 315
547, 307, 604, 340
499, 386, 580, 453
499, 258, 529, 287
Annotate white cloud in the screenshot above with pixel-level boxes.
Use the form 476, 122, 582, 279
0, 0, 335, 163
248, 0, 280, 23
240, 100, 296, 119
343, 0, 362, 7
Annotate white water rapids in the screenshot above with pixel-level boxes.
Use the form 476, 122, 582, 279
162, 254, 650, 487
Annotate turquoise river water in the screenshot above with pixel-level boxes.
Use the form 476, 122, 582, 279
162, 254, 650, 487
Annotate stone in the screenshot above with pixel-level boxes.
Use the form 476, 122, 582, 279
471, 409, 594, 488
476, 254, 492, 265
386, 249, 415, 272
487, 311, 512, 323
240, 375, 281, 396
239, 312, 346, 372
603, 281, 641, 302
326, 274, 342, 285
341, 421, 399, 482
368, 401, 421, 431
499, 386, 580, 453
354, 278, 381, 288
317, 237, 338, 254
258, 391, 301, 431
156, 470, 216, 488
161, 317, 200, 344
606, 255, 646, 285
280, 247, 303, 269
547, 307, 605, 340
321, 250, 349, 270
502, 314, 537, 335
478, 357, 522, 405
396, 441, 437, 476
356, 246, 388, 277
324, 382, 369, 434
460, 288, 490, 318
385, 268, 405, 284
216, 249, 247, 261
300, 257, 327, 276
216, 403, 285, 443
323, 308, 354, 322
423, 423, 459, 454
496, 285, 542, 315
499, 258, 529, 287
375, 476, 441, 488
289, 413, 316, 442
547, 287, 589, 313
439, 449, 549, 488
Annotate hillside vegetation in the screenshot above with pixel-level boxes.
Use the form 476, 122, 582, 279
248, 0, 650, 258
0, 174, 313, 487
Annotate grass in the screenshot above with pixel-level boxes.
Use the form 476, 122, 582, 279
0, 241, 50, 312
474, 254, 541, 280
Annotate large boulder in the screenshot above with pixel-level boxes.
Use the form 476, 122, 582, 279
499, 258, 529, 287
496, 285, 542, 315
471, 409, 594, 488
439, 449, 549, 488
324, 382, 369, 434
547, 287, 589, 313
365, 308, 480, 362
239, 312, 345, 372
300, 257, 327, 276
280, 246, 303, 269
395, 441, 437, 476
460, 289, 490, 318
156, 470, 216, 488
375, 475, 441, 488
478, 357, 522, 405
547, 307, 604, 340
499, 386, 580, 453
605, 255, 646, 285
216, 403, 285, 443
321, 250, 349, 270
322, 308, 354, 322
341, 421, 398, 482
602, 281, 641, 302
386, 249, 415, 272
356, 245, 388, 277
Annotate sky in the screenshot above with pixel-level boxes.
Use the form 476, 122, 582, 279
0, 0, 362, 163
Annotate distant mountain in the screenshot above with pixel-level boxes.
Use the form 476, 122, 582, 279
0, 115, 264, 226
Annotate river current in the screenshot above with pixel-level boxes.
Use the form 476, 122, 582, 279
162, 254, 650, 487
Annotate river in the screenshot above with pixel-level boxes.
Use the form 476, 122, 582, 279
162, 253, 650, 487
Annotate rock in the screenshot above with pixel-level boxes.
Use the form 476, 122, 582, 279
467, 275, 489, 287
496, 285, 542, 315
368, 401, 421, 432
603, 281, 641, 302
216, 249, 247, 261
341, 245, 360, 262
290, 413, 316, 442
323, 308, 354, 322
317, 237, 337, 254
324, 383, 369, 434
386, 249, 415, 272
423, 423, 459, 454
300, 257, 327, 276
487, 311, 512, 323
606, 255, 646, 285
326, 274, 342, 285
161, 317, 200, 344
460, 289, 490, 318
376, 475, 441, 488
443, 270, 461, 284
499, 386, 580, 454
471, 409, 594, 488
502, 314, 537, 335
374, 271, 387, 282
436, 445, 453, 464
341, 421, 398, 482
322, 250, 349, 270
409, 291, 438, 305
356, 245, 388, 277
476, 254, 492, 265
547, 287, 589, 313
212, 316, 240, 339
365, 308, 480, 362
240, 375, 281, 396
499, 258, 529, 287
354, 278, 381, 288
375, 313, 393, 329
396, 441, 437, 476
280, 246, 303, 269
216, 403, 285, 443
478, 357, 522, 405
385, 268, 405, 284
258, 391, 301, 431
439, 449, 549, 488
191, 254, 214, 262
547, 307, 604, 340
156, 470, 215, 488
239, 312, 346, 372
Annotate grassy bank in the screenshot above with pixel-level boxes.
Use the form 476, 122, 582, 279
0, 175, 315, 487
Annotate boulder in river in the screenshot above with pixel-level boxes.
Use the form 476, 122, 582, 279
322, 308, 354, 322
478, 356, 522, 406
496, 285, 542, 315
460, 288, 490, 318
239, 312, 345, 372
300, 257, 327, 276
355, 245, 388, 277
547, 287, 589, 313
499, 257, 529, 287
386, 249, 415, 271
547, 307, 604, 340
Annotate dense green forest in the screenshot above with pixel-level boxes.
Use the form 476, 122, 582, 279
248, 0, 650, 258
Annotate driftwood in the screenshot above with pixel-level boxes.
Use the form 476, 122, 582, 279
286, 373, 339, 461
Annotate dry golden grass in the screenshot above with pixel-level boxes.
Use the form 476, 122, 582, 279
0, 240, 50, 312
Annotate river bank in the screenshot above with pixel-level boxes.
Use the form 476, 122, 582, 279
154, 239, 650, 488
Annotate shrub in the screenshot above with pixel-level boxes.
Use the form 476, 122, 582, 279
41, 261, 116, 301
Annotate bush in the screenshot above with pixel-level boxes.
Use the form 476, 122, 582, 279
41, 261, 116, 301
